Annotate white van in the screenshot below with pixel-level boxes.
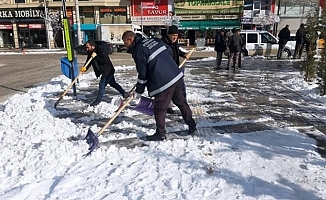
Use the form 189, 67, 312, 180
240, 30, 295, 58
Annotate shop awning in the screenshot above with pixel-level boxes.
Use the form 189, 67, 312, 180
179, 20, 240, 30
72, 24, 98, 31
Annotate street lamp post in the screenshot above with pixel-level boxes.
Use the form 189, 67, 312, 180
140, 2, 157, 33
44, 0, 51, 49
141, 2, 143, 33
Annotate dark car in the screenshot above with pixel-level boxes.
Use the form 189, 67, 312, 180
73, 41, 114, 55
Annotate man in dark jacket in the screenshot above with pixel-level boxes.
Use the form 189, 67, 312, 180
277, 25, 290, 59
227, 29, 243, 70
214, 28, 226, 70
161, 25, 189, 114
122, 30, 197, 141
293, 23, 306, 59
80, 40, 128, 106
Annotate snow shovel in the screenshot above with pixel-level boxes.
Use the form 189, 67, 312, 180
132, 48, 195, 116
84, 95, 134, 154
54, 52, 97, 108
179, 48, 195, 69
134, 96, 155, 116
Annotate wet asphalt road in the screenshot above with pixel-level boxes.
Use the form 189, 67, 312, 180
0, 51, 215, 103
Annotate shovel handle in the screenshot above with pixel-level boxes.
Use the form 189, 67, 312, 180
54, 54, 96, 108
179, 48, 195, 69
98, 95, 134, 136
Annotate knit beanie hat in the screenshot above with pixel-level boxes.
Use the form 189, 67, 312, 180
168, 25, 179, 34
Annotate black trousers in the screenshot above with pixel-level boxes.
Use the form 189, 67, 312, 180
277, 43, 286, 59
154, 79, 196, 135
294, 43, 305, 59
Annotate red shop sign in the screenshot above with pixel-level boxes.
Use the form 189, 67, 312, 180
18, 24, 28, 28
131, 0, 168, 16
0, 24, 13, 29
29, 24, 44, 29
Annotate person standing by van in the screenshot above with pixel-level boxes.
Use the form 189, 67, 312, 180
227, 29, 243, 70
214, 29, 226, 70
293, 24, 306, 59
277, 25, 290, 59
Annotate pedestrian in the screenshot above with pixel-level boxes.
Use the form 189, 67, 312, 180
277, 25, 291, 59
227, 29, 243, 71
238, 29, 245, 69
122, 30, 197, 141
214, 28, 226, 70
80, 40, 128, 106
161, 25, 190, 114
293, 23, 306, 59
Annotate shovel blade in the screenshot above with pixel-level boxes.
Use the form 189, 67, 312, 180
85, 128, 99, 152
134, 96, 154, 116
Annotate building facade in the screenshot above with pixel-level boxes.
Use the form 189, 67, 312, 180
0, 0, 130, 49
175, 0, 243, 45
1, 0, 271, 48
271, 0, 318, 34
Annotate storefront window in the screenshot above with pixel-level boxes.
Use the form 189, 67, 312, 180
99, 7, 127, 24
0, 25, 14, 48
15, 0, 25, 3
17, 24, 46, 48
80, 7, 94, 24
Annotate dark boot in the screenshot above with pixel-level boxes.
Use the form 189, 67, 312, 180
146, 132, 166, 141
188, 126, 198, 135
90, 98, 101, 107
167, 107, 175, 114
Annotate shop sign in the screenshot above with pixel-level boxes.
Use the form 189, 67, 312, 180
241, 17, 253, 24
100, 7, 127, 13
180, 15, 206, 20
131, 0, 168, 16
174, 0, 243, 15
29, 24, 44, 29
211, 15, 238, 19
18, 24, 28, 28
0, 24, 12, 29
0, 9, 45, 18
131, 16, 169, 22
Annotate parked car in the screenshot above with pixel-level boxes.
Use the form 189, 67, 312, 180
73, 41, 114, 55
240, 30, 295, 58
287, 34, 296, 47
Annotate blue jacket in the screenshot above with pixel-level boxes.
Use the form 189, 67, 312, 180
127, 36, 183, 97
214, 31, 226, 52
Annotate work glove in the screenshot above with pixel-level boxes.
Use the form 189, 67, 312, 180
91, 52, 97, 58
130, 92, 142, 106
80, 66, 87, 72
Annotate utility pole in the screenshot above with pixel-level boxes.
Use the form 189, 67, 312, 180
74, 0, 82, 45
44, 0, 51, 49
141, 2, 143, 33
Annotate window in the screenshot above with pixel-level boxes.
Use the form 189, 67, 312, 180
15, 0, 25, 3
261, 0, 269, 10
247, 33, 258, 43
100, 7, 127, 24
244, 0, 253, 10
260, 33, 277, 43
253, 1, 260, 9
80, 7, 94, 24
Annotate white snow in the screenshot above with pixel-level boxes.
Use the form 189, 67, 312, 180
0, 57, 325, 200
